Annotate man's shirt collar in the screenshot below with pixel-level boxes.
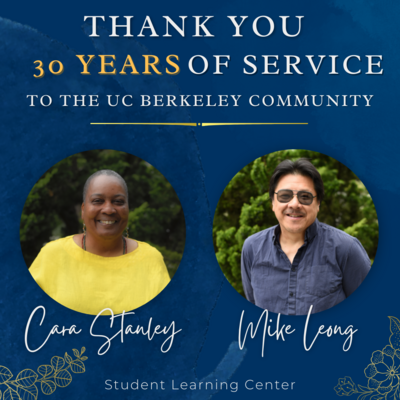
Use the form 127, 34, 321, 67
272, 218, 319, 244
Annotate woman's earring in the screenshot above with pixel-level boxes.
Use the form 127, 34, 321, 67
82, 223, 87, 251
125, 227, 129, 238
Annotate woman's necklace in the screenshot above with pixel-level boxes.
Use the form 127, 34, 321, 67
82, 235, 127, 255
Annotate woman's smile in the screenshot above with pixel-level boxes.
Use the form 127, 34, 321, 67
82, 174, 129, 240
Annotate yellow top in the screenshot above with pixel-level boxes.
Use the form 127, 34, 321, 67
29, 236, 170, 315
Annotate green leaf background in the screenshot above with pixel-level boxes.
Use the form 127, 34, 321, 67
20, 150, 186, 277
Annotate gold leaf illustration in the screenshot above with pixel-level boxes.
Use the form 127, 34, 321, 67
1, 349, 86, 400
388, 387, 400, 400
80, 357, 88, 361
36, 366, 53, 377
50, 357, 64, 372
41, 380, 56, 396
69, 360, 85, 374
7, 382, 19, 392
3, 388, 21, 400
16, 383, 38, 400
80, 347, 85, 356
54, 370, 72, 388
0, 366, 13, 384
389, 317, 400, 350
335, 317, 400, 398
64, 353, 72, 364
15, 369, 38, 388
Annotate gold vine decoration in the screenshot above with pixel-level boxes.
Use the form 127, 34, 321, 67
335, 317, 400, 399
0, 347, 87, 400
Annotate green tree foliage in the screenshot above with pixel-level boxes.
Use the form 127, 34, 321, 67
213, 150, 379, 295
20, 150, 185, 276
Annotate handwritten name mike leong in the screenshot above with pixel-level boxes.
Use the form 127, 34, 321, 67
238, 305, 357, 356
24, 305, 356, 356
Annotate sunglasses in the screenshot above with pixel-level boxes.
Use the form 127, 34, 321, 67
274, 189, 317, 205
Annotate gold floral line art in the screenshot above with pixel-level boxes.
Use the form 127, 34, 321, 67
0, 347, 87, 400
335, 317, 400, 399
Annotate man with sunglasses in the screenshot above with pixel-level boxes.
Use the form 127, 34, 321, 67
241, 158, 371, 315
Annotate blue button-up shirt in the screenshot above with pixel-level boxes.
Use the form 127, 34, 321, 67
241, 219, 371, 315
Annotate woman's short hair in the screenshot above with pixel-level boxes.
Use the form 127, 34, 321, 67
83, 170, 129, 203
269, 158, 325, 202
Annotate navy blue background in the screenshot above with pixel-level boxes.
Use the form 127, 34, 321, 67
0, 0, 395, 398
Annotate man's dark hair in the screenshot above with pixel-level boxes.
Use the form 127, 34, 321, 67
269, 158, 325, 202
83, 170, 129, 203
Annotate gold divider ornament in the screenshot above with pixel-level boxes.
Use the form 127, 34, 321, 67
201, 122, 308, 126
90, 122, 197, 126
0, 347, 87, 399
335, 317, 400, 399
90, 122, 308, 126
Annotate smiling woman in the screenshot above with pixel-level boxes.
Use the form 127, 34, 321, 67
27, 164, 175, 316
78, 171, 133, 256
